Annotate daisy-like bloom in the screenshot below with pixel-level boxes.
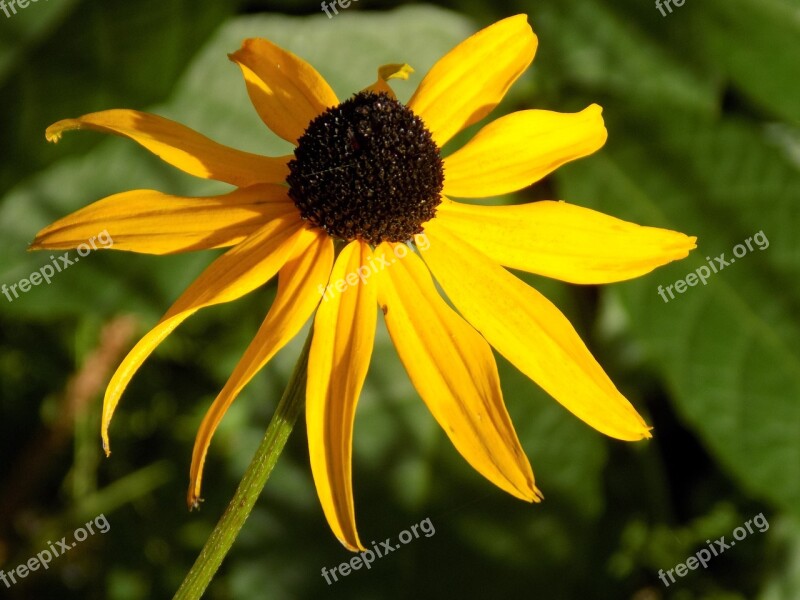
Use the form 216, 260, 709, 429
32, 15, 695, 551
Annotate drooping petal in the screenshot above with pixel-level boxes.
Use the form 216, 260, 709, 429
46, 110, 290, 187
30, 184, 297, 255
443, 105, 607, 198
307, 241, 377, 551
363, 64, 415, 99
407, 15, 537, 148
102, 214, 305, 453
229, 38, 339, 145
375, 243, 540, 502
422, 219, 652, 441
188, 228, 334, 507
436, 199, 697, 284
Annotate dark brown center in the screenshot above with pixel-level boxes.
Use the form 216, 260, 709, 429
287, 91, 444, 244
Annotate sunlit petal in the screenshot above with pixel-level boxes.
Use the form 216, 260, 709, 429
30, 184, 297, 255
437, 199, 697, 283
443, 105, 607, 198
408, 15, 537, 147
230, 38, 339, 144
188, 228, 334, 506
307, 241, 377, 551
422, 219, 652, 441
376, 243, 540, 501
46, 110, 290, 186
102, 215, 305, 453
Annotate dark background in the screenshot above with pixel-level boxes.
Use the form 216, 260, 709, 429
1, 0, 798, 598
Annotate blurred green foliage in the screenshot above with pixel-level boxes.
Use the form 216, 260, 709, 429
1, 0, 798, 598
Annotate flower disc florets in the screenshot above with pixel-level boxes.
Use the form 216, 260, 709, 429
287, 91, 444, 244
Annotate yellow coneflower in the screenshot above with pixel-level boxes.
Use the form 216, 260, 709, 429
32, 15, 695, 551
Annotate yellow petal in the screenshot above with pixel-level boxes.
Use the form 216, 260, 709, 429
437, 199, 697, 284
229, 38, 339, 145
102, 215, 305, 454
443, 105, 608, 198
30, 184, 297, 255
46, 110, 290, 187
375, 243, 540, 502
408, 15, 537, 148
188, 228, 334, 507
422, 219, 652, 441
307, 241, 377, 551
363, 63, 415, 99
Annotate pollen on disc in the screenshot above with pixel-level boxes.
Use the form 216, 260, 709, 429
287, 91, 444, 244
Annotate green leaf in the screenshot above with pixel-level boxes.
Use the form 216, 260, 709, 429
557, 108, 800, 516
0, 0, 79, 81
695, 0, 800, 123
0, 0, 238, 196
760, 515, 800, 599
518, 0, 718, 114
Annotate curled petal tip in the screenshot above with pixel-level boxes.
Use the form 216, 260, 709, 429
187, 493, 203, 511
45, 127, 63, 143
377, 63, 414, 82
337, 536, 366, 553
227, 39, 253, 61
45, 119, 79, 143
520, 481, 544, 503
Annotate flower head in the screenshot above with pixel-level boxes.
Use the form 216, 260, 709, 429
33, 15, 696, 551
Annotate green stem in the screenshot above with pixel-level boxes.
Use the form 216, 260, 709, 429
173, 332, 312, 600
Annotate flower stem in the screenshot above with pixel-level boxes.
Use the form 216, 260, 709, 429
173, 331, 312, 600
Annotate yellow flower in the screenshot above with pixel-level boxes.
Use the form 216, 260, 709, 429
32, 15, 696, 551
